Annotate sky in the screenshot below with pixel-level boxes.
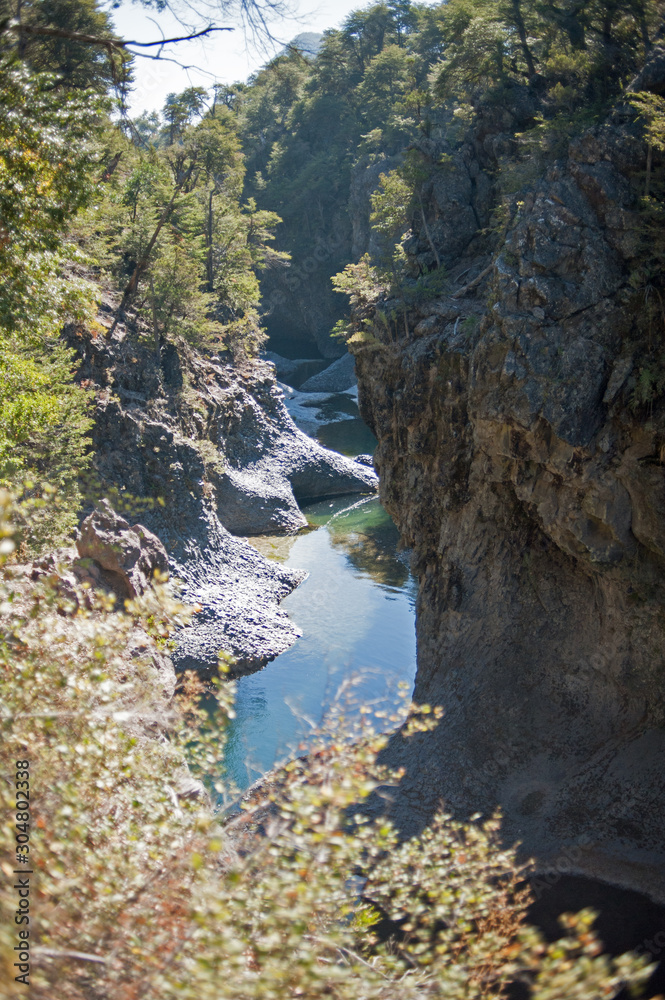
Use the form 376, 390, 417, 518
112, 0, 371, 115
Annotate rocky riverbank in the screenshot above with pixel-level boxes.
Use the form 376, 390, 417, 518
67, 304, 377, 677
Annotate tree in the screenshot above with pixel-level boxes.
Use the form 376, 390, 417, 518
502, 0, 537, 77
163, 86, 209, 146
0, 0, 119, 90
0, 59, 105, 333
0, 57, 103, 548
85, 87, 287, 357
0, 343, 94, 552
629, 89, 665, 195
369, 169, 413, 280
357, 44, 416, 126
387, 0, 418, 46
197, 107, 244, 291
342, 4, 395, 73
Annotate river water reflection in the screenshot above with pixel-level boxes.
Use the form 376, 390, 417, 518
222, 495, 417, 791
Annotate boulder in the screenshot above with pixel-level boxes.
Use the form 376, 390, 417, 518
211, 466, 307, 535
77, 500, 168, 598
627, 45, 665, 94
262, 351, 303, 381
299, 353, 357, 393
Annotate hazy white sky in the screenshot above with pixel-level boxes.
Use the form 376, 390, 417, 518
112, 0, 370, 114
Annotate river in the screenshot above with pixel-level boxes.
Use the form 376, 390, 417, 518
222, 490, 417, 792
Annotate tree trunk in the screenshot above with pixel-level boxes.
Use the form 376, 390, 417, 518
206, 189, 214, 292
510, 0, 536, 78
100, 152, 122, 183
419, 195, 441, 270
112, 156, 197, 329
646, 143, 653, 197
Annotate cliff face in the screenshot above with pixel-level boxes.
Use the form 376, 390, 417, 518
354, 119, 665, 901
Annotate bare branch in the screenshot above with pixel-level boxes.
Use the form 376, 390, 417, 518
4, 21, 232, 55
451, 262, 494, 299
127, 49, 220, 78
123, 25, 233, 47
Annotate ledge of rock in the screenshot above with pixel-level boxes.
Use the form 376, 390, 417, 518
169, 517, 307, 678
202, 375, 378, 535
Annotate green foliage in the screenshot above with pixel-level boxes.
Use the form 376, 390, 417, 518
75, 95, 287, 357
370, 169, 413, 280
235, 3, 450, 344
0, 341, 94, 552
0, 58, 105, 338
163, 86, 209, 145
330, 255, 383, 306
432, 0, 659, 109
629, 91, 665, 155
631, 358, 665, 411
0, 0, 122, 92
147, 237, 212, 343
234, 1, 662, 351
431, 0, 511, 100
0, 56, 104, 550
0, 493, 654, 1000
333, 159, 449, 343
357, 44, 417, 131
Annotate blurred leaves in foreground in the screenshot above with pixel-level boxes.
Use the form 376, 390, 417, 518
0, 491, 653, 1000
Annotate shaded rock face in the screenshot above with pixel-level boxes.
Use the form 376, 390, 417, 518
260, 222, 351, 358
355, 122, 665, 902
69, 326, 375, 675
77, 499, 168, 598
260, 153, 398, 358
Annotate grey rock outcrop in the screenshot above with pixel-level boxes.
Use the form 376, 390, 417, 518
77, 500, 168, 598
299, 353, 357, 393
193, 364, 377, 535
262, 352, 305, 381
68, 326, 374, 675
169, 518, 307, 677
354, 121, 665, 903
628, 44, 665, 94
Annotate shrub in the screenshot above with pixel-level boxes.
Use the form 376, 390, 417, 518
0, 343, 94, 554
0, 494, 653, 1000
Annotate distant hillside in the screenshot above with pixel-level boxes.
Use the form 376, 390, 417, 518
282, 32, 323, 59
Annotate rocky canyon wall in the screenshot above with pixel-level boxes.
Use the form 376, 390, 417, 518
354, 113, 665, 902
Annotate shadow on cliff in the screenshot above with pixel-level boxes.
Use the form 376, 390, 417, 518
527, 875, 665, 1000
365, 725, 665, 999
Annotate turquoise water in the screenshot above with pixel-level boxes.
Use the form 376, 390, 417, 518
316, 416, 378, 457
222, 495, 417, 791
